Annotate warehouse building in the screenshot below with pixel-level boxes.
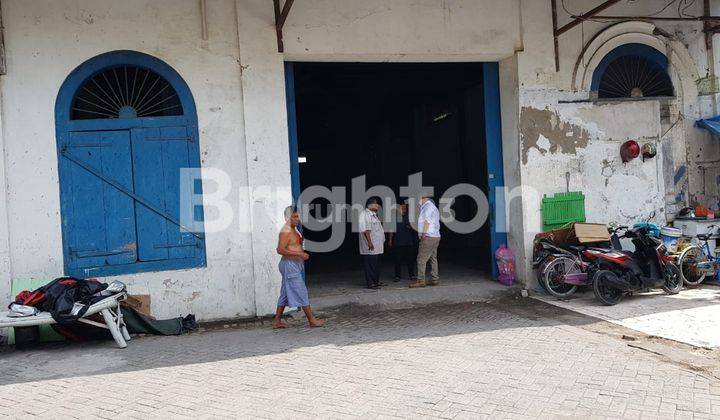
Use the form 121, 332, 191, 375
0, 0, 717, 320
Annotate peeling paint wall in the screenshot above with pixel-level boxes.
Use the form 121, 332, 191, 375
520, 107, 590, 165
509, 0, 717, 288
515, 94, 673, 288
520, 99, 665, 226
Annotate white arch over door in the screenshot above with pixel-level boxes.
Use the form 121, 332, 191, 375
572, 21, 699, 103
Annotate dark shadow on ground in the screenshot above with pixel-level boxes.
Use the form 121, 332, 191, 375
0, 295, 611, 386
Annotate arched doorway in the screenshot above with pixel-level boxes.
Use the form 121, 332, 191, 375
55, 50, 205, 278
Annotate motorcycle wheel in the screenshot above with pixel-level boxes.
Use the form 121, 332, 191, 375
592, 270, 622, 306
536, 258, 550, 292
661, 263, 683, 294
677, 245, 708, 287
540, 256, 579, 299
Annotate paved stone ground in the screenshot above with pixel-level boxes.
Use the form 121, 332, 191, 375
534, 285, 720, 348
1, 297, 719, 419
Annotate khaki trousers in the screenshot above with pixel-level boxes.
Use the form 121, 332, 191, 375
416, 237, 440, 281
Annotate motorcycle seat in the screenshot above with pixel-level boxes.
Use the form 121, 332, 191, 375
586, 247, 633, 256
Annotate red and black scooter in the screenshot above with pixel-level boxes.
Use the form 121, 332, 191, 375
583, 225, 682, 305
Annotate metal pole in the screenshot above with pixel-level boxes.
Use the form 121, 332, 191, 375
588, 15, 720, 21
200, 0, 209, 41
704, 0, 717, 115
0, 0, 6, 75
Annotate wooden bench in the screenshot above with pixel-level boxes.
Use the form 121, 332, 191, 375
0, 293, 131, 348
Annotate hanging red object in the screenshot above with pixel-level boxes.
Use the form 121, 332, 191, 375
620, 140, 640, 163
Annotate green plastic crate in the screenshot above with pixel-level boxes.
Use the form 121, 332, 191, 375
542, 192, 586, 232
6, 278, 65, 345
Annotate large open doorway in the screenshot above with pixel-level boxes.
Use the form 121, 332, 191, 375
285, 62, 504, 293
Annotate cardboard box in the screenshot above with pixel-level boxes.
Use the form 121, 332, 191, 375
534, 222, 609, 245
573, 223, 610, 243
124, 294, 153, 318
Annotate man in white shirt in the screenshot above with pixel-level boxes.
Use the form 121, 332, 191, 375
410, 195, 441, 288
359, 198, 385, 289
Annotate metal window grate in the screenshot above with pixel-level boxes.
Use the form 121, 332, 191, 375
71, 66, 184, 120
598, 55, 674, 99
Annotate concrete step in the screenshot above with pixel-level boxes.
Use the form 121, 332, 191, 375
307, 279, 521, 313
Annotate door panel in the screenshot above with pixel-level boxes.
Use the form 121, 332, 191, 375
64, 130, 137, 269
131, 126, 200, 262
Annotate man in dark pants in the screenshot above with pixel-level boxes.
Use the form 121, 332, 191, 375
359, 198, 385, 289
388, 202, 417, 281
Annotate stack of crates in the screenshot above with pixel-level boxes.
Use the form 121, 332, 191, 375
542, 192, 586, 231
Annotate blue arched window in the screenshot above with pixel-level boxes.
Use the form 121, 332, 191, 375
591, 43, 674, 99
55, 51, 206, 277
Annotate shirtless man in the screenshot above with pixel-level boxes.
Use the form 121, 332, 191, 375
272, 206, 325, 329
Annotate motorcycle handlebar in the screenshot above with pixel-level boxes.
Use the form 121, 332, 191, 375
609, 225, 629, 234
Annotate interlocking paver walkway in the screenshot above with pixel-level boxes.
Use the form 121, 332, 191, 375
534, 286, 720, 348
1, 298, 719, 419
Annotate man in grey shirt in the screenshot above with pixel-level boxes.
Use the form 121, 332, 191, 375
359, 198, 385, 289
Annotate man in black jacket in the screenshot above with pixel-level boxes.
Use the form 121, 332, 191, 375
388, 202, 417, 281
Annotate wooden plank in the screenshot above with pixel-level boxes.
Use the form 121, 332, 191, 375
274, 0, 283, 52
278, 0, 295, 29
274, 0, 295, 53
555, 0, 622, 36
552, 0, 560, 72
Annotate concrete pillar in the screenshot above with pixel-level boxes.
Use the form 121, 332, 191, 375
499, 55, 529, 286
0, 76, 12, 306
236, 0, 293, 316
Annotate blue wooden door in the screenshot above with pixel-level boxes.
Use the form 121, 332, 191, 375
131, 126, 202, 262
63, 130, 137, 269
284, 62, 301, 204
56, 51, 206, 277
483, 62, 507, 277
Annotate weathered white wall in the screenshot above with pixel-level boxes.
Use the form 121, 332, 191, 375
0, 0, 716, 311
235, 1, 294, 316
0, 0, 531, 320
510, 0, 716, 287
1, 0, 257, 320
519, 98, 665, 224
499, 54, 529, 279
0, 88, 11, 308
281, 0, 522, 61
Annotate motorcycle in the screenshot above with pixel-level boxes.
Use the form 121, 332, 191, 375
533, 239, 589, 299
584, 225, 682, 305
532, 226, 624, 299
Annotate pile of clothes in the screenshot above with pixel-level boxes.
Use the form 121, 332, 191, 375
10, 277, 122, 322
9, 277, 197, 343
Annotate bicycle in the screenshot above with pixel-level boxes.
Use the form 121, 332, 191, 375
677, 225, 719, 287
